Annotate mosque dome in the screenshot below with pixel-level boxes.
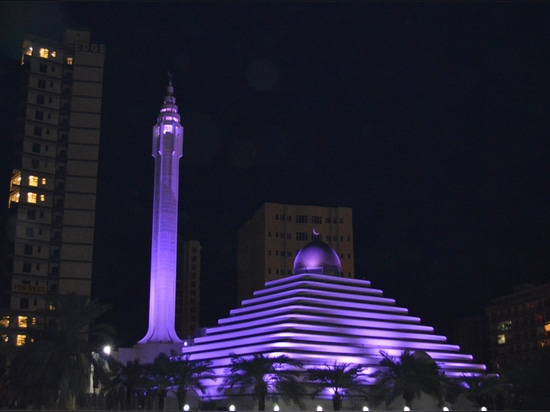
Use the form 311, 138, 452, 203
293, 234, 342, 276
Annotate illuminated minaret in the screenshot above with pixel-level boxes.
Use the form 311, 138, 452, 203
139, 79, 184, 343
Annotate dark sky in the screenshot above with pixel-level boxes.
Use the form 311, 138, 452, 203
1, 2, 549, 348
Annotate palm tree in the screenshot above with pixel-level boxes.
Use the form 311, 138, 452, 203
103, 358, 150, 410
7, 293, 112, 409
308, 361, 366, 411
461, 375, 509, 410
149, 352, 176, 410
168, 351, 215, 410
369, 350, 444, 409
220, 353, 305, 411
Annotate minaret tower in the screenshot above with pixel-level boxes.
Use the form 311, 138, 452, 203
139, 78, 184, 343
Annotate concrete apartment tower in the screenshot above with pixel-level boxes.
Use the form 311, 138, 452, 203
175, 239, 201, 339
1, 30, 105, 346
237, 202, 354, 303
139, 80, 184, 345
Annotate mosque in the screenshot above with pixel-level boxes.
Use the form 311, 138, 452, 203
178, 236, 487, 410
120, 83, 489, 410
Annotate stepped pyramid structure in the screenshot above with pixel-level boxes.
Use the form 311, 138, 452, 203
182, 237, 487, 408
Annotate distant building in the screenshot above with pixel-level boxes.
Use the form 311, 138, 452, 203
456, 315, 491, 367
0, 30, 105, 345
237, 202, 354, 302
176, 239, 201, 338
486, 282, 550, 371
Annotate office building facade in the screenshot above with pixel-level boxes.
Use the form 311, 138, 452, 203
0, 30, 105, 345
486, 282, 550, 371
237, 202, 354, 303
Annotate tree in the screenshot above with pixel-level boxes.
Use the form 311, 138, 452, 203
220, 353, 305, 411
460, 375, 509, 410
6, 294, 112, 409
168, 351, 215, 410
148, 352, 173, 410
369, 350, 444, 409
103, 358, 150, 410
308, 361, 366, 411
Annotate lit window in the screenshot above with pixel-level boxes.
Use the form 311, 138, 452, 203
66, 57, 73, 65
39, 194, 45, 202
17, 316, 28, 328
50, 50, 56, 58
31, 317, 37, 326
9, 190, 20, 206
28, 176, 39, 187
16, 334, 26, 346
1, 335, 7, 343
497, 334, 506, 345
27, 192, 37, 203
0, 316, 9, 328
163, 124, 173, 134
544, 322, 550, 333
41, 178, 47, 185
11, 171, 21, 187
39, 48, 49, 58
25, 47, 33, 56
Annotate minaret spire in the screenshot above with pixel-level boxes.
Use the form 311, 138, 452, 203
139, 79, 184, 344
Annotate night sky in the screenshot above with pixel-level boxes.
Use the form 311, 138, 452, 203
1, 2, 549, 348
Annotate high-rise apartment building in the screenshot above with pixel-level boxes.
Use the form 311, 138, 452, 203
237, 202, 354, 303
0, 30, 105, 345
176, 240, 201, 339
486, 282, 550, 371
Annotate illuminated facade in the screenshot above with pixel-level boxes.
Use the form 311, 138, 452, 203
176, 239, 201, 338
182, 238, 487, 409
238, 202, 354, 302
486, 282, 550, 371
1, 30, 105, 345
139, 81, 183, 344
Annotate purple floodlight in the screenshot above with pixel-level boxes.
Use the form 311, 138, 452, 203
293, 237, 342, 276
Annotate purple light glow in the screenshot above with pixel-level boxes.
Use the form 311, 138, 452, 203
248, 279, 385, 301
226, 298, 410, 322
293, 240, 342, 273
139, 83, 183, 344
211, 313, 436, 338
264, 272, 372, 289
242, 288, 394, 307
180, 257, 488, 384
203, 320, 442, 346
